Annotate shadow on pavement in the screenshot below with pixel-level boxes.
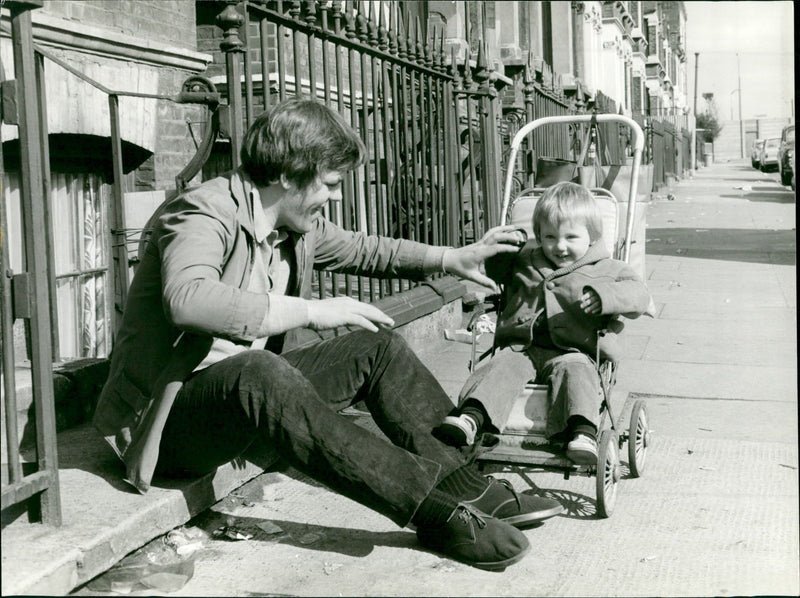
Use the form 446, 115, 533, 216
647, 228, 796, 265
192, 510, 416, 558
719, 191, 795, 204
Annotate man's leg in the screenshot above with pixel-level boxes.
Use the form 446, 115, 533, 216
157, 344, 442, 527
281, 329, 470, 475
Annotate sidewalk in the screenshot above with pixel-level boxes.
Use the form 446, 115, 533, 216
3, 160, 798, 596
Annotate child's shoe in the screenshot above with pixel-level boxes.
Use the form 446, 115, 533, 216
566, 433, 597, 464
434, 414, 478, 447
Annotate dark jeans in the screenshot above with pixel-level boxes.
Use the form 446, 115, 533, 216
155, 329, 469, 526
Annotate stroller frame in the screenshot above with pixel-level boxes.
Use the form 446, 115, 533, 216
471, 114, 652, 518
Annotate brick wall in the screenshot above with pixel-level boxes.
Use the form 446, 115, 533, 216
34, 1, 209, 191
41, 0, 197, 49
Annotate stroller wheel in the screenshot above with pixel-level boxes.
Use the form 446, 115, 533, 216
595, 429, 620, 518
628, 400, 650, 477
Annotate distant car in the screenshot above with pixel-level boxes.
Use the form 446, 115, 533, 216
759, 137, 780, 172
751, 139, 765, 168
777, 124, 794, 186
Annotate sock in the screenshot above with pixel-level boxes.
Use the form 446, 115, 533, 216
568, 415, 597, 441
411, 489, 459, 527
435, 465, 490, 501
460, 399, 487, 431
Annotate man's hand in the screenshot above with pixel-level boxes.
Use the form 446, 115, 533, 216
580, 288, 602, 315
442, 225, 526, 293
307, 297, 395, 333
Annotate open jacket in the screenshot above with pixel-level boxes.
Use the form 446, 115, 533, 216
486, 240, 654, 362
93, 170, 445, 493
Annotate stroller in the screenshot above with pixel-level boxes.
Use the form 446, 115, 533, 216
469, 114, 652, 518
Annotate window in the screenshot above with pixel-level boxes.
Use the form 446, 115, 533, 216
4, 171, 112, 360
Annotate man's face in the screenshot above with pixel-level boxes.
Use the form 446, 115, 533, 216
276, 170, 344, 233
539, 219, 592, 268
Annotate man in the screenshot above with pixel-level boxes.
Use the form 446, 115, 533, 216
94, 98, 563, 571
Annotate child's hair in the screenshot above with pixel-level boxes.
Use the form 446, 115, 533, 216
532, 181, 603, 243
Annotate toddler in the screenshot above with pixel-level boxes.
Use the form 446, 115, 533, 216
434, 181, 654, 463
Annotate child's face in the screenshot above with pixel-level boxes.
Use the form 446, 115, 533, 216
539, 219, 593, 268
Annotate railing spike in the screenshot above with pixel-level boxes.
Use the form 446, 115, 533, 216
289, 0, 301, 20
463, 46, 473, 85
378, 1, 389, 51
432, 28, 441, 70
415, 16, 424, 63
388, 3, 398, 55
304, 0, 317, 26
367, 0, 378, 46
356, 0, 368, 41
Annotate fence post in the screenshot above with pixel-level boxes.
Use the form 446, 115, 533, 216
473, 42, 500, 230
217, 1, 245, 168
6, 0, 61, 525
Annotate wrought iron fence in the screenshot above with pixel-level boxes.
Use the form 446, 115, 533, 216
211, 0, 507, 302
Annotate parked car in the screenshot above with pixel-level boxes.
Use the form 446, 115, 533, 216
778, 124, 794, 186
751, 139, 765, 168
759, 137, 780, 172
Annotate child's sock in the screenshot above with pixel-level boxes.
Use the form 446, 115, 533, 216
434, 414, 479, 446
433, 399, 488, 447
568, 415, 597, 441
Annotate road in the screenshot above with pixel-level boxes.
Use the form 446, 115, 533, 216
74, 160, 797, 597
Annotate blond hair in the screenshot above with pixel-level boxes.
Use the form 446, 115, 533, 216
532, 181, 603, 243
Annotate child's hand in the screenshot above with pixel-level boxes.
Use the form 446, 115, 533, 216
580, 289, 602, 315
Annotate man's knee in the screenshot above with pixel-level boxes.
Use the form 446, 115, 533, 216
233, 350, 311, 398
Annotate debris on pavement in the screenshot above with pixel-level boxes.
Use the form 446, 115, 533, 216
87, 534, 196, 594
164, 526, 209, 557
297, 532, 323, 545
213, 525, 254, 541
323, 561, 343, 575
444, 328, 472, 343
639, 555, 659, 563
256, 521, 285, 535
445, 314, 495, 344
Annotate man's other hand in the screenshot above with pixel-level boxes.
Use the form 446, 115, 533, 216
307, 297, 395, 333
442, 225, 526, 293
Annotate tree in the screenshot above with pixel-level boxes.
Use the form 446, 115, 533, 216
696, 93, 724, 143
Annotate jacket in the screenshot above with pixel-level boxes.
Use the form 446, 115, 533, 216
486, 240, 653, 361
93, 170, 445, 493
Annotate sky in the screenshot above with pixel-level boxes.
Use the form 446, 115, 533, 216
685, 1, 795, 121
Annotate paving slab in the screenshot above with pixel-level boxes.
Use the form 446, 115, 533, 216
73, 428, 797, 598
1, 426, 271, 596
614, 359, 797, 402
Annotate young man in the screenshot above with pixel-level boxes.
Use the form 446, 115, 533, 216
93, 99, 563, 571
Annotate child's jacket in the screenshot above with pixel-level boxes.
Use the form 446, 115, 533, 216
486, 240, 654, 362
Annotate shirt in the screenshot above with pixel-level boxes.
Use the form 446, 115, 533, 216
195, 188, 307, 370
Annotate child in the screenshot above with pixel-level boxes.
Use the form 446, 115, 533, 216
434, 181, 654, 463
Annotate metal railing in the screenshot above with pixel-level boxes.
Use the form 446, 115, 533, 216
210, 0, 505, 301
1, 0, 60, 525
1, 1, 221, 524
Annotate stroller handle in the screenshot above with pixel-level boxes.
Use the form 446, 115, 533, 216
501, 114, 645, 264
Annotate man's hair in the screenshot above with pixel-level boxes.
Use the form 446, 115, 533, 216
532, 181, 603, 243
240, 98, 366, 188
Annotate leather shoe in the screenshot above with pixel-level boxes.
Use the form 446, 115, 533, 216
416, 504, 530, 571
465, 477, 564, 527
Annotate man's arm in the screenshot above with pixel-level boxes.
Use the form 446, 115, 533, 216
156, 190, 270, 342
313, 218, 525, 294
